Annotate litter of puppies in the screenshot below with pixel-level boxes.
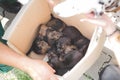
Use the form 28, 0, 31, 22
29, 15, 90, 75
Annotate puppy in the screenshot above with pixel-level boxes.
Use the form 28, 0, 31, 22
53, 0, 104, 17
99, 0, 120, 28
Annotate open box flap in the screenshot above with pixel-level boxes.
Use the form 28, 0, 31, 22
3, 0, 51, 54
1, 0, 107, 79
61, 27, 106, 80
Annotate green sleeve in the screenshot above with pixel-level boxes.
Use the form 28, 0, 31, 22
0, 22, 32, 79
0, 22, 13, 73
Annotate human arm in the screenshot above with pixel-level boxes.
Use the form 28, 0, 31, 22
107, 30, 120, 66
78, 14, 120, 66
0, 42, 58, 80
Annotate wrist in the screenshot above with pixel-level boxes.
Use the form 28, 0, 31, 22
108, 29, 120, 43
108, 30, 120, 52
105, 24, 116, 36
106, 28, 118, 37
106, 24, 119, 37
108, 30, 120, 66
15, 56, 32, 72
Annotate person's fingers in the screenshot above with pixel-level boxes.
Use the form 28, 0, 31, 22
45, 62, 56, 73
80, 13, 115, 27
80, 18, 106, 26
50, 75, 58, 80
49, 67, 56, 73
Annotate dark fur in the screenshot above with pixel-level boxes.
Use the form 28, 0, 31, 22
29, 16, 90, 75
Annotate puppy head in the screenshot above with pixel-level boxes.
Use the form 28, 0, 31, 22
99, 0, 115, 7
99, 0, 119, 12
53, 0, 104, 17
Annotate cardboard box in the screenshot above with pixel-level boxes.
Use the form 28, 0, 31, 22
79, 47, 117, 80
3, 0, 106, 80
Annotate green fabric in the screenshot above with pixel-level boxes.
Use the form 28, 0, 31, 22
0, 22, 32, 79
0, 68, 32, 80
0, 22, 13, 73
0, 64, 13, 73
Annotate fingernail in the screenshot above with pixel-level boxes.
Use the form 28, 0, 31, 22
50, 75, 58, 80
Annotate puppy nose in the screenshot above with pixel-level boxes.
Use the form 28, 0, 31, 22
97, 11, 104, 16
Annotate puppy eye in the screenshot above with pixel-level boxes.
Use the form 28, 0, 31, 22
108, 0, 111, 3
116, 5, 118, 7
99, 12, 103, 16
99, 1, 104, 5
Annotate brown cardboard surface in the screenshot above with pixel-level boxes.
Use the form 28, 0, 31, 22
3, 0, 107, 79
80, 47, 117, 80
5, 0, 51, 54
62, 27, 106, 80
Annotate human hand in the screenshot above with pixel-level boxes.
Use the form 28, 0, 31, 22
81, 13, 120, 66
80, 13, 116, 36
23, 58, 58, 80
